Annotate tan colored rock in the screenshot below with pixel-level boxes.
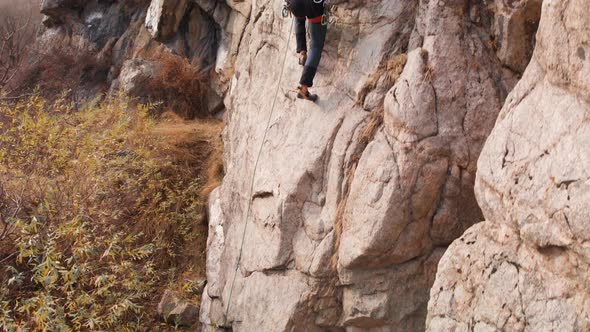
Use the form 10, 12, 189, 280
493, 0, 542, 74
145, 0, 189, 41
37, 0, 555, 330
427, 0, 590, 330
200, 0, 525, 331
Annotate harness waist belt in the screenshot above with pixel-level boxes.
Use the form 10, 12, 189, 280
308, 16, 322, 23
295, 15, 323, 23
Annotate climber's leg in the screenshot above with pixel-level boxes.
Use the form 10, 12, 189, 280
294, 17, 307, 65
299, 22, 327, 89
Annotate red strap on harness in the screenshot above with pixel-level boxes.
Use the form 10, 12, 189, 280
294, 15, 323, 23
308, 16, 323, 23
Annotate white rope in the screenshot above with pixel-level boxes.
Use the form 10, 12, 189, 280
222, 18, 294, 328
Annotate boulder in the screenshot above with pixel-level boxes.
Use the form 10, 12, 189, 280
117, 59, 160, 97
157, 290, 200, 327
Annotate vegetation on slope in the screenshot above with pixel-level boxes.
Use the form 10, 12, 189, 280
0, 96, 223, 331
0, 2, 225, 330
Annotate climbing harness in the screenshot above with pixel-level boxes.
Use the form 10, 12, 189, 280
222, 17, 294, 327
282, 0, 337, 25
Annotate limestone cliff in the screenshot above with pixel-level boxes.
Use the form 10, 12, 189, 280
427, 1, 590, 330
199, 0, 536, 330
37, 0, 565, 331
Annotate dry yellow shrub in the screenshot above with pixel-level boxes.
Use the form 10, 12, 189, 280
0, 95, 223, 331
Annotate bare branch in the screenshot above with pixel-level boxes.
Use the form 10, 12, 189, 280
0, 3, 38, 91
0, 252, 17, 264
0, 93, 36, 101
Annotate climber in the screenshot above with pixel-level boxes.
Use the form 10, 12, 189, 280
286, 0, 328, 102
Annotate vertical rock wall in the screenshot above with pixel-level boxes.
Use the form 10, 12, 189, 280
201, 0, 539, 331
427, 0, 590, 330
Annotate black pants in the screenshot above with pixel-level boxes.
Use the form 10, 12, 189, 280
294, 18, 327, 87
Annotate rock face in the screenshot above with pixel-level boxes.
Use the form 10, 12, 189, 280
200, 0, 538, 331
427, 0, 590, 331
145, 0, 189, 41
39, 0, 241, 115
39, 0, 552, 330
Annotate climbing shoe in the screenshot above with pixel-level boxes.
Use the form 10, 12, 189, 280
297, 86, 318, 102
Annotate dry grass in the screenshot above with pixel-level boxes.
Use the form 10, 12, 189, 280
331, 166, 355, 270
357, 53, 408, 107
0, 3, 222, 328
142, 50, 210, 119
357, 107, 385, 147
134, 111, 224, 275
152, 111, 224, 207
7, 46, 111, 100
331, 108, 384, 270
0, 96, 223, 330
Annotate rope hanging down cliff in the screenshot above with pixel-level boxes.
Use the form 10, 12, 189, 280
222, 19, 294, 326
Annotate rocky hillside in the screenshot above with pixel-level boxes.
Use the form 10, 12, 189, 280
37, 0, 589, 331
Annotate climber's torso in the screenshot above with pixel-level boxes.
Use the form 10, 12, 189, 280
288, 0, 325, 22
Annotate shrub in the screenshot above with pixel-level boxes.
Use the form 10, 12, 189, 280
0, 0, 114, 100
356, 53, 407, 107
7, 46, 111, 100
0, 0, 40, 92
0, 95, 223, 331
142, 51, 210, 119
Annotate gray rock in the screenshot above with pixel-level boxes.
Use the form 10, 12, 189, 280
41, 0, 83, 17
38, 0, 233, 116
145, 0, 190, 41
158, 290, 200, 327
117, 59, 160, 97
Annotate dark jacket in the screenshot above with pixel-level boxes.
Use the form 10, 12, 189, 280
287, 0, 325, 19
